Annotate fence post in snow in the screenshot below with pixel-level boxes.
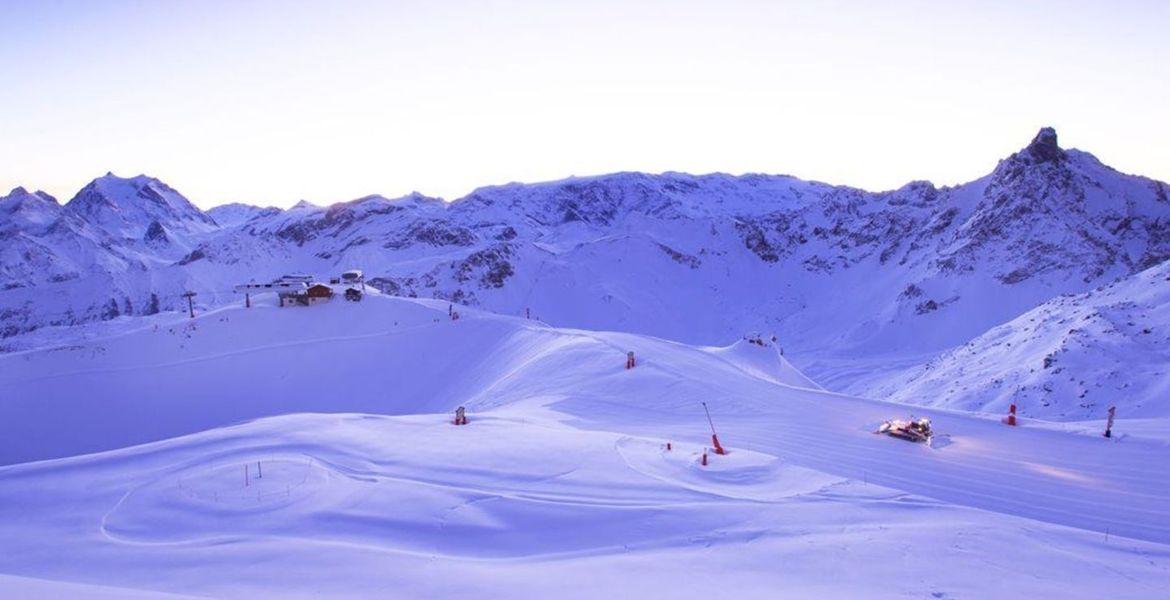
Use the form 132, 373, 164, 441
244, 464, 249, 487
1104, 406, 1116, 438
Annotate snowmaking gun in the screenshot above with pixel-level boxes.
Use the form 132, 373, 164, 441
876, 417, 933, 444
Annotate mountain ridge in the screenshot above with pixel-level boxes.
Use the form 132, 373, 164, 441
2, 128, 1168, 420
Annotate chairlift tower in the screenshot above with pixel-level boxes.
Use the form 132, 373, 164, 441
182, 291, 198, 318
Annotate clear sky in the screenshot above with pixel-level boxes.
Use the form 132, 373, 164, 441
1, 0, 1167, 209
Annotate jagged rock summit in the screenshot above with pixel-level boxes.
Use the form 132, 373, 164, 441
1025, 126, 1064, 163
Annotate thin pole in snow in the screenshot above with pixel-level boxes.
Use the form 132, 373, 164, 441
701, 401, 718, 436
701, 401, 728, 455
257, 460, 262, 478
244, 463, 249, 487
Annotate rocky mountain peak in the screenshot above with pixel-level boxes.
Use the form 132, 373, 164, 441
986, 127, 1072, 188
1023, 127, 1064, 164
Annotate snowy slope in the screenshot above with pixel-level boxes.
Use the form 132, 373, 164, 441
862, 260, 1170, 419
0, 295, 1167, 598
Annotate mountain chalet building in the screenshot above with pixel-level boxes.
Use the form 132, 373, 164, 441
279, 283, 333, 307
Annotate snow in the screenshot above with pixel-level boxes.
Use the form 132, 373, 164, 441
0, 574, 202, 599
3, 129, 1170, 596
205, 203, 279, 228
865, 260, 1170, 419
1, 295, 1168, 598
4, 131, 1169, 426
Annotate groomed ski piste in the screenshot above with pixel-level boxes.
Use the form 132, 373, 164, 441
1, 294, 1168, 599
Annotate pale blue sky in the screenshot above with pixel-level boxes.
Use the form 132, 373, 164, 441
1, 0, 1167, 208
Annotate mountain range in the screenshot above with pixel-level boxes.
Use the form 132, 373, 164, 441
2, 127, 1167, 419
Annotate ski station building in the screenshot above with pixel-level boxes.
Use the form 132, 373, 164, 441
278, 283, 334, 307
235, 271, 361, 308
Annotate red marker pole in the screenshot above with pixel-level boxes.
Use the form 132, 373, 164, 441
1003, 403, 1017, 426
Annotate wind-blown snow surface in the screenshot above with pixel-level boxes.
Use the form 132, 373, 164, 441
1, 295, 1168, 598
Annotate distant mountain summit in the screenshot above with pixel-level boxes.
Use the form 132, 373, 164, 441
64, 173, 217, 241
207, 203, 280, 227
0, 187, 62, 234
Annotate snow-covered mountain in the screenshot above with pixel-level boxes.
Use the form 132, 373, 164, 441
2, 129, 1168, 420
172, 128, 1169, 356
206, 202, 280, 227
0, 187, 61, 234
864, 259, 1170, 419
0, 174, 213, 337
65, 173, 218, 251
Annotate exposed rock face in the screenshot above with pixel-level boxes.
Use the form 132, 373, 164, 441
144, 221, 169, 244
1025, 127, 1063, 163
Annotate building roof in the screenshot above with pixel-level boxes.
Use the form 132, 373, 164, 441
307, 283, 333, 297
